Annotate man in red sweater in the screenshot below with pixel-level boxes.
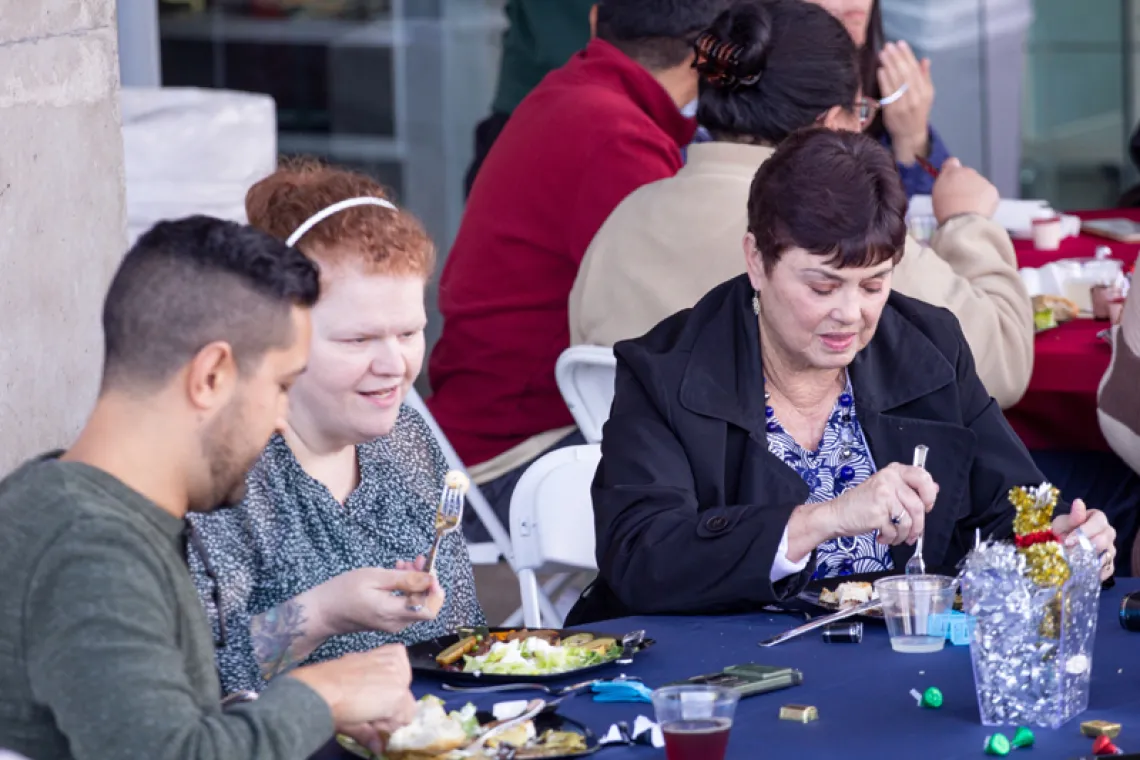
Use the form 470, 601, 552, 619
428, 0, 731, 536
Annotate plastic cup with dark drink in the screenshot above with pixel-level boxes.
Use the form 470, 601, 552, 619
651, 685, 739, 760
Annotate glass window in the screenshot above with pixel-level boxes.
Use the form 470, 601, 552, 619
157, 0, 506, 250
1020, 0, 1133, 210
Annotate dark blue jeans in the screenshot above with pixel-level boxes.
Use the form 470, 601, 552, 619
461, 430, 588, 544
1031, 449, 1140, 576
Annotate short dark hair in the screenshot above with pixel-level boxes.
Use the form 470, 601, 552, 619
694, 0, 859, 144
747, 128, 907, 272
101, 216, 320, 391
596, 0, 733, 71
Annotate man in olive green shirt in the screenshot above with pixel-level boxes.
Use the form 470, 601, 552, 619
0, 217, 418, 759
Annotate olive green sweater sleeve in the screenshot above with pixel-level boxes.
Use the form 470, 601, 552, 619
24, 518, 333, 760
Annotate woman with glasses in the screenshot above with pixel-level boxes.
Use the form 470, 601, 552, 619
570, 0, 1033, 409
804, 0, 948, 198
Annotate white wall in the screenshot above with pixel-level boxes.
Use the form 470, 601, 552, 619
0, 0, 127, 473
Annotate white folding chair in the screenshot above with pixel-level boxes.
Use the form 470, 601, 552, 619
510, 444, 601, 628
554, 346, 617, 444
405, 389, 514, 567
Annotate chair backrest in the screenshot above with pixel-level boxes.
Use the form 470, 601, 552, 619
555, 346, 617, 444
509, 444, 600, 574
404, 388, 515, 566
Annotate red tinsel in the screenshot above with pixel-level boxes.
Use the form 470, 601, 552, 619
1014, 530, 1057, 549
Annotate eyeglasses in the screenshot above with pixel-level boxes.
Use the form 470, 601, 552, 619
855, 82, 909, 127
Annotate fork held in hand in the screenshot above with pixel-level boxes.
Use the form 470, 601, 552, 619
403, 470, 469, 611
906, 444, 929, 577
424, 470, 469, 574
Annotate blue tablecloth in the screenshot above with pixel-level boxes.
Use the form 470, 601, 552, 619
409, 582, 1140, 760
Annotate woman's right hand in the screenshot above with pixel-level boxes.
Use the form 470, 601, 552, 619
823, 463, 938, 545
306, 567, 445, 638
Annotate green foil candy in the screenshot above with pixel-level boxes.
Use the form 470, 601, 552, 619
985, 733, 1012, 756
1011, 726, 1035, 749
922, 687, 943, 709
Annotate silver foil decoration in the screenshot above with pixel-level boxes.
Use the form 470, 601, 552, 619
960, 531, 1100, 728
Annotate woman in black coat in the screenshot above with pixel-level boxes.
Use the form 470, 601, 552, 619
568, 128, 1115, 624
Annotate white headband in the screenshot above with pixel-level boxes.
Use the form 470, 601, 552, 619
285, 196, 398, 247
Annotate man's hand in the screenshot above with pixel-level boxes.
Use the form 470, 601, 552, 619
289, 644, 417, 754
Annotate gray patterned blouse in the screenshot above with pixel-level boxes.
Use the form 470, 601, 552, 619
187, 405, 486, 695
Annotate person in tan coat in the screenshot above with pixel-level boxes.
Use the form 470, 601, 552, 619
570, 0, 1033, 408
1100, 280, 1140, 475
1096, 269, 1140, 573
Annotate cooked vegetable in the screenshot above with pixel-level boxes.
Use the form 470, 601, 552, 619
561, 633, 595, 648
582, 637, 616, 655
435, 635, 478, 666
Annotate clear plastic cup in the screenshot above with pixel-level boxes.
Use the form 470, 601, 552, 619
651, 685, 739, 760
875, 574, 956, 653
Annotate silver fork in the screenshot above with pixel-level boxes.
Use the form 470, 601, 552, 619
400, 471, 468, 610
463, 699, 547, 754
905, 445, 929, 576
905, 445, 930, 638
424, 470, 469, 575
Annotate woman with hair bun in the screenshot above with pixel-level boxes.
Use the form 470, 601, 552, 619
188, 159, 485, 707
570, 0, 1033, 409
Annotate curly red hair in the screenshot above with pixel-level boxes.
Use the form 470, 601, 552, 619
245, 157, 435, 278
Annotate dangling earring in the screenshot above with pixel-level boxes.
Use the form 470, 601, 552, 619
752, 291, 760, 315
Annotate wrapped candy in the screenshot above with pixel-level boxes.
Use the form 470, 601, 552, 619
1009, 484, 1069, 588
1093, 735, 1122, 756
1011, 727, 1035, 748
961, 482, 1101, 729
909, 687, 942, 709
984, 734, 1011, 756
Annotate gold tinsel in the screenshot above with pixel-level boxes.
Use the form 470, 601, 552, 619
1008, 483, 1071, 588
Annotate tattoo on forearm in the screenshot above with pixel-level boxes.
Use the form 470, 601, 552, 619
251, 599, 309, 680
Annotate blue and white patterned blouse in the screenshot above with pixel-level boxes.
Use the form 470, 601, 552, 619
765, 379, 894, 579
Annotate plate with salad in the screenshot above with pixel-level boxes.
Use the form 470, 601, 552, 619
407, 627, 654, 683
337, 694, 598, 759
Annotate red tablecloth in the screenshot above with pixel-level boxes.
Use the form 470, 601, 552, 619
1005, 208, 1140, 450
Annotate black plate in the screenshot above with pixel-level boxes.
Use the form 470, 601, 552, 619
407, 628, 654, 684
796, 572, 891, 620
793, 569, 961, 621
337, 709, 599, 759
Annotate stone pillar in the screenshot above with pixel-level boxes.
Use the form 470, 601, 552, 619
0, 0, 126, 474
